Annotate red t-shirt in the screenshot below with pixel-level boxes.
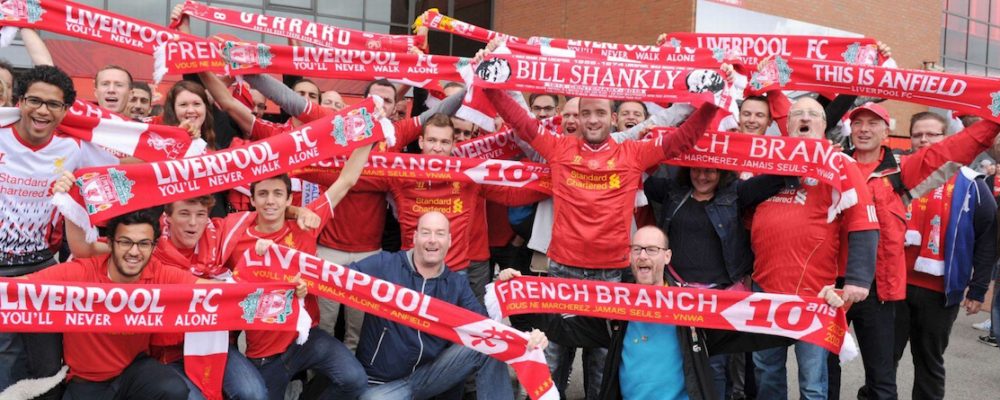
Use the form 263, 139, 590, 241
751, 163, 879, 296
486, 202, 515, 248
357, 178, 544, 271
530, 133, 666, 268
225, 198, 333, 358
28, 255, 197, 381
316, 117, 423, 252
468, 198, 490, 261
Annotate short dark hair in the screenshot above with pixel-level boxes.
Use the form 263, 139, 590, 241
105, 208, 161, 242
423, 113, 455, 135
164, 195, 216, 215
528, 93, 558, 107
95, 65, 133, 86
614, 100, 648, 117
14, 65, 76, 105
292, 79, 319, 93
909, 111, 948, 134
364, 79, 396, 97
739, 95, 770, 115
131, 81, 152, 97
250, 174, 293, 199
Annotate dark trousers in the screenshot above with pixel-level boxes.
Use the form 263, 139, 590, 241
893, 285, 959, 400
828, 284, 898, 400
1, 257, 62, 400
64, 355, 189, 400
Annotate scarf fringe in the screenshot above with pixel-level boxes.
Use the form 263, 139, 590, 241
52, 192, 99, 243
828, 188, 858, 223
296, 297, 311, 345
484, 283, 503, 321
153, 44, 168, 84
839, 332, 860, 365
0, 27, 18, 48
0, 365, 67, 400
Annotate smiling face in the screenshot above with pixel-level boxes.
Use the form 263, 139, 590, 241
166, 200, 211, 249
173, 90, 207, 132
413, 212, 451, 269
94, 68, 131, 113
690, 168, 721, 198
739, 98, 771, 135
578, 98, 616, 144
251, 178, 292, 225
849, 110, 889, 153
15, 82, 67, 145
616, 101, 646, 132
630, 227, 671, 286
109, 223, 156, 281
787, 98, 826, 139
420, 124, 455, 156
127, 88, 152, 120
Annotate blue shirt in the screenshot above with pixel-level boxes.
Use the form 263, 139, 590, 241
620, 321, 689, 400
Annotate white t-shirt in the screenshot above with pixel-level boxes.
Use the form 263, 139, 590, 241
0, 124, 118, 265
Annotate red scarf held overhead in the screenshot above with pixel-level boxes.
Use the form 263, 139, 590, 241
293, 152, 553, 194
665, 32, 884, 67
486, 276, 856, 359
153, 36, 468, 86
234, 245, 559, 400
59, 99, 384, 224
746, 55, 1000, 124
0, 0, 201, 54
170, 0, 423, 53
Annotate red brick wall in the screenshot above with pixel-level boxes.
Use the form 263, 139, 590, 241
493, 0, 942, 136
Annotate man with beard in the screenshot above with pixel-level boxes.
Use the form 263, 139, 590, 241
126, 82, 153, 121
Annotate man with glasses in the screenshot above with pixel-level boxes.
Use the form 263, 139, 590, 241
891, 111, 998, 400
528, 93, 558, 119
0, 65, 118, 395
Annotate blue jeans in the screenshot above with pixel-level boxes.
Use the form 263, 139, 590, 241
359, 344, 512, 400
169, 345, 268, 400
753, 340, 829, 400
252, 328, 366, 400
545, 260, 621, 400
992, 269, 1000, 339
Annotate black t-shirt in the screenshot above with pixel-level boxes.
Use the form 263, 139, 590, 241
667, 198, 731, 286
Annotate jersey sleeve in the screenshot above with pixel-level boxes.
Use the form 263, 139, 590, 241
293, 102, 330, 125
28, 259, 88, 281
306, 196, 336, 240
387, 117, 423, 152
249, 118, 284, 141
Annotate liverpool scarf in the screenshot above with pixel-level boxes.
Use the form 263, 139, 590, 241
486, 276, 858, 361
170, 0, 423, 53
234, 245, 559, 400
452, 129, 524, 160
0, 0, 201, 54
665, 32, 884, 66
0, 104, 205, 161
293, 152, 553, 194
746, 55, 1000, 124
53, 99, 384, 230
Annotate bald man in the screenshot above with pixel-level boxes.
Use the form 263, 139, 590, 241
345, 212, 545, 400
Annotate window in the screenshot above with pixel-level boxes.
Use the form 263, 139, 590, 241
942, 0, 999, 76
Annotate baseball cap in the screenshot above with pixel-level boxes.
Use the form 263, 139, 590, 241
847, 102, 890, 124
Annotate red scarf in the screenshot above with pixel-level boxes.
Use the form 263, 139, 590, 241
487, 276, 857, 360
55, 99, 384, 226
905, 178, 956, 276
234, 245, 558, 400
665, 33, 884, 66
170, 0, 423, 53
0, 0, 201, 54
746, 55, 1000, 124
452, 129, 525, 160
293, 152, 553, 194
153, 36, 467, 85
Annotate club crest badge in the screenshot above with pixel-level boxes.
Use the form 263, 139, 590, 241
332, 108, 375, 146
749, 55, 792, 91
240, 288, 294, 324
77, 168, 136, 214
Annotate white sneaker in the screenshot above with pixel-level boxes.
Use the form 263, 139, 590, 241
973, 319, 992, 331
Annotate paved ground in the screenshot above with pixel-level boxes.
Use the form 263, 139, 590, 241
563, 310, 1000, 399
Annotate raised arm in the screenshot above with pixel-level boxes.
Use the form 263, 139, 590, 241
198, 72, 255, 135
660, 102, 720, 159
417, 88, 466, 124
324, 144, 376, 208
483, 88, 542, 143
901, 121, 1000, 199
20, 28, 53, 66
52, 172, 110, 257
244, 74, 310, 117
736, 175, 795, 209
614, 103, 695, 142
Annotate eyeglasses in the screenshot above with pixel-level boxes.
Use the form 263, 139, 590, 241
789, 110, 824, 118
910, 131, 944, 140
531, 105, 556, 113
114, 238, 155, 252
629, 245, 666, 256
22, 96, 67, 111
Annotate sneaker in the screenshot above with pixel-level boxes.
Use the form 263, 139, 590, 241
979, 335, 998, 347
973, 319, 992, 331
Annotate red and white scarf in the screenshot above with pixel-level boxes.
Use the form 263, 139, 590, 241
235, 245, 559, 400
905, 177, 956, 276
486, 276, 858, 362
665, 32, 885, 66
746, 55, 1000, 124
52, 99, 385, 236
0, 0, 200, 53
170, 0, 423, 53
0, 103, 204, 161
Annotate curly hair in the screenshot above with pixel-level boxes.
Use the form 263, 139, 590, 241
14, 65, 76, 105
162, 80, 216, 149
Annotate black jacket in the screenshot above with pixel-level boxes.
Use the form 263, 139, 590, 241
544, 277, 793, 400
